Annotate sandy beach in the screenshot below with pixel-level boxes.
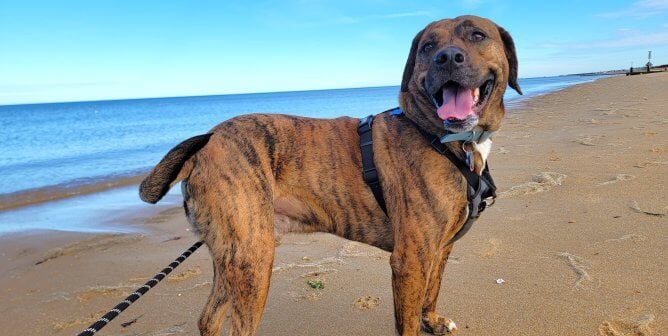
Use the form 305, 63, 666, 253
0, 73, 666, 335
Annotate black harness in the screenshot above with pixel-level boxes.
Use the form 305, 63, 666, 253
358, 108, 497, 245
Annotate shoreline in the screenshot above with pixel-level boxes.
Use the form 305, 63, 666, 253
0, 174, 146, 212
0, 73, 665, 335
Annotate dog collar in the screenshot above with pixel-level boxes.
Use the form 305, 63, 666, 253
439, 127, 494, 144
390, 108, 494, 144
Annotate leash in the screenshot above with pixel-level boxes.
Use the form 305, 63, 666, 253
77, 240, 203, 336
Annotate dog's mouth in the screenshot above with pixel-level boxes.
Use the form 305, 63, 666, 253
430, 75, 495, 123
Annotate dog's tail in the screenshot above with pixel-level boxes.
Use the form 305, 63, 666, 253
139, 133, 213, 204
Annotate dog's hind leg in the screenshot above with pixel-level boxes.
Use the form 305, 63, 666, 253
225, 227, 275, 336
184, 164, 275, 335
421, 244, 456, 335
196, 206, 275, 336
199, 259, 231, 336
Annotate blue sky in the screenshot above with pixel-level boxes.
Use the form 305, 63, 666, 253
1, 0, 667, 105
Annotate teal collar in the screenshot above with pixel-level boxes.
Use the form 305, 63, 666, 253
389, 107, 493, 144
439, 127, 494, 144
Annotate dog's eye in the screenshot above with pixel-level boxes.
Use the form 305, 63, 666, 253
421, 42, 435, 53
470, 31, 486, 42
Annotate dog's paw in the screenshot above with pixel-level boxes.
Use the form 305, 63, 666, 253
421, 312, 457, 335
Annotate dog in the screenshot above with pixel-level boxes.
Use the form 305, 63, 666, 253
139, 15, 521, 336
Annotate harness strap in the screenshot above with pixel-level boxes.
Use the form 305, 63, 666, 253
357, 107, 497, 246
358, 114, 387, 213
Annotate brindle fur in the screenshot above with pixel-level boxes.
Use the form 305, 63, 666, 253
140, 15, 521, 336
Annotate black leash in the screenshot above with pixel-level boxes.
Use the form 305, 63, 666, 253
77, 240, 203, 336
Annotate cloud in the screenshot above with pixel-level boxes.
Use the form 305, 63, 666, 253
462, 0, 484, 10
571, 29, 668, 49
530, 25, 668, 54
598, 0, 668, 18
382, 11, 432, 19
334, 11, 433, 24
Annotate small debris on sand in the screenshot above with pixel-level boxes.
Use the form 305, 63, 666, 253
299, 269, 338, 278
121, 314, 144, 328
161, 236, 182, 243
307, 279, 325, 289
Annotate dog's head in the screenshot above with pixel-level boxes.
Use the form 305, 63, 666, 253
400, 15, 521, 135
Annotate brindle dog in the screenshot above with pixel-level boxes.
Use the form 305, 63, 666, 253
140, 15, 521, 336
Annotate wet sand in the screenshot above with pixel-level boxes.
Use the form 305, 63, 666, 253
0, 73, 666, 335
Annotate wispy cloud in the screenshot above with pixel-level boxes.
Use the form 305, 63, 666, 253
462, 0, 484, 10
334, 11, 433, 24
570, 26, 668, 49
598, 0, 668, 18
529, 24, 668, 54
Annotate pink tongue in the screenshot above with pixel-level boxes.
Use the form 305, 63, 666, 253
437, 86, 474, 121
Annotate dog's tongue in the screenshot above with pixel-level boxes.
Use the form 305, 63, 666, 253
437, 86, 474, 121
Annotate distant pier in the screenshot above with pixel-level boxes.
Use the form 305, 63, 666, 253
626, 65, 668, 76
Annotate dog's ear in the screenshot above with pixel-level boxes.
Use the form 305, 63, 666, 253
496, 25, 522, 95
400, 28, 425, 93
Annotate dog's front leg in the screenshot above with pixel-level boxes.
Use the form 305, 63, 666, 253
421, 244, 456, 335
390, 244, 431, 336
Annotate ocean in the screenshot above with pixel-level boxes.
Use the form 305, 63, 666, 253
0, 75, 606, 234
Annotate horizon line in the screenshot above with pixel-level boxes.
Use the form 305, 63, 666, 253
0, 73, 612, 107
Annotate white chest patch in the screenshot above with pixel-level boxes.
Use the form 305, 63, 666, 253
475, 139, 493, 166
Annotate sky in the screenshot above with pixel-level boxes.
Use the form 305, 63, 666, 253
1, 0, 667, 105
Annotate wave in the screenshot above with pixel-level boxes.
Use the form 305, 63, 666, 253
0, 172, 149, 211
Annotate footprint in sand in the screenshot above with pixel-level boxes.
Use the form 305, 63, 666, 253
76, 284, 135, 303
53, 310, 106, 331
479, 238, 501, 258
628, 201, 666, 217
290, 292, 323, 302
598, 174, 636, 186
574, 135, 600, 146
337, 241, 385, 258
498, 172, 567, 198
167, 266, 202, 282
634, 160, 668, 168
557, 252, 597, 290
35, 234, 142, 265
604, 234, 646, 243
353, 296, 381, 310
598, 314, 655, 336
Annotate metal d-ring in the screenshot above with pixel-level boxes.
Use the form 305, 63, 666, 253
462, 141, 476, 171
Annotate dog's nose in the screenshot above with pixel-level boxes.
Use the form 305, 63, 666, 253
433, 47, 466, 66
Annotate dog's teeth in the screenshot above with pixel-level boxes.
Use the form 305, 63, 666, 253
473, 88, 480, 104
